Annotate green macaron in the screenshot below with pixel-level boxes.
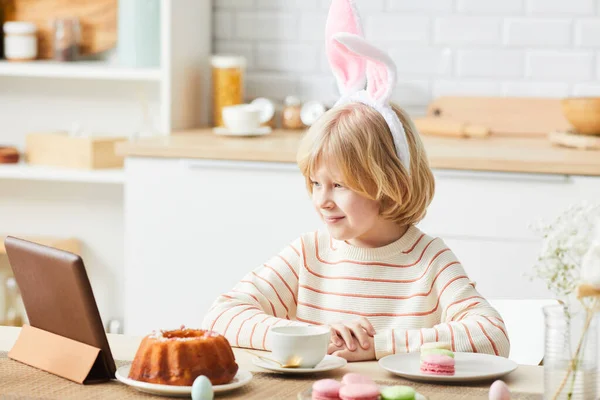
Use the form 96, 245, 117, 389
420, 348, 455, 358
380, 385, 416, 400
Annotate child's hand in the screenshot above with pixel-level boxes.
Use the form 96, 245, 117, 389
328, 335, 376, 362
327, 317, 376, 351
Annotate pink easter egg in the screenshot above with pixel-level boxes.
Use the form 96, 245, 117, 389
489, 380, 511, 400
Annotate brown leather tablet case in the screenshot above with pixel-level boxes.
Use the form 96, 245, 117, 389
4, 236, 116, 383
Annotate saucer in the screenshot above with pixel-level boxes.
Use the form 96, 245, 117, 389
252, 354, 347, 374
213, 126, 272, 137
115, 365, 252, 397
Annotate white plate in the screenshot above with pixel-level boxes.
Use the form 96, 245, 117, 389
115, 365, 252, 398
379, 352, 518, 383
213, 126, 272, 137
252, 354, 347, 374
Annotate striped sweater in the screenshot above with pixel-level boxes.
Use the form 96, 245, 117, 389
202, 225, 510, 359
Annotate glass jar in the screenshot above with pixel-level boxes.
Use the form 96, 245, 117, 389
53, 17, 80, 62
3, 21, 37, 61
211, 55, 246, 127
282, 96, 304, 130
544, 303, 598, 400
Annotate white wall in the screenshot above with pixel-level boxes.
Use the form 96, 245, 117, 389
214, 0, 600, 112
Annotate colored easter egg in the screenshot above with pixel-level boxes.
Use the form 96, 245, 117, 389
192, 375, 214, 400
489, 380, 511, 400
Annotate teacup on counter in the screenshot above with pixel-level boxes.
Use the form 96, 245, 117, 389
269, 325, 330, 368
215, 104, 273, 137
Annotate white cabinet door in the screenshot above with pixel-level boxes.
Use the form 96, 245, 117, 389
124, 157, 322, 335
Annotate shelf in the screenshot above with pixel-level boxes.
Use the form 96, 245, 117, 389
0, 61, 161, 82
0, 164, 125, 184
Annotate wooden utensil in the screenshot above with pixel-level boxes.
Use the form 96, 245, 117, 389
413, 117, 490, 139
548, 131, 600, 150
4, 0, 117, 59
426, 96, 572, 136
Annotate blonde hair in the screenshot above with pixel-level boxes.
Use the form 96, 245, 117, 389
296, 103, 435, 227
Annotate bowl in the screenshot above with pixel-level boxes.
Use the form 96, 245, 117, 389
561, 97, 600, 135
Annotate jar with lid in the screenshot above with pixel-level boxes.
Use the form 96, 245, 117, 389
282, 96, 305, 130
3, 21, 37, 61
53, 17, 80, 62
211, 55, 246, 127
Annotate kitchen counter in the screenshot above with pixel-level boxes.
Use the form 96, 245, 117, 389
117, 129, 600, 176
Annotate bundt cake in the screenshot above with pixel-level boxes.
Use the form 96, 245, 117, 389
128, 327, 239, 386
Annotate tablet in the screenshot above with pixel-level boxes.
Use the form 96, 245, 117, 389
4, 236, 116, 378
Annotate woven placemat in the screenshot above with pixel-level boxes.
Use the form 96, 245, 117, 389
0, 352, 541, 400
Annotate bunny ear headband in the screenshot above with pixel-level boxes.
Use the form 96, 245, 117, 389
326, 0, 410, 172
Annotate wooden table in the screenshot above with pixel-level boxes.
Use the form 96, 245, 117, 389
0, 326, 545, 399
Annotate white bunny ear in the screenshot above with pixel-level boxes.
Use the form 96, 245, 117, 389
326, 0, 367, 96
332, 32, 397, 105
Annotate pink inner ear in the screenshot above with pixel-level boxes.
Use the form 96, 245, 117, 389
326, 0, 365, 93
367, 61, 389, 101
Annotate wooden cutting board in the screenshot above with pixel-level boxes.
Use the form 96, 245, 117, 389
425, 96, 572, 136
4, 0, 117, 59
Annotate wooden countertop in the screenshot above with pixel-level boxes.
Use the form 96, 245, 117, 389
116, 129, 600, 176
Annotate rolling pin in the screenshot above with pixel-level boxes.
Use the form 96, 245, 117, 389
413, 117, 491, 139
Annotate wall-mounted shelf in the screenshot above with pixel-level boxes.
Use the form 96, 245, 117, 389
0, 61, 161, 82
0, 164, 124, 184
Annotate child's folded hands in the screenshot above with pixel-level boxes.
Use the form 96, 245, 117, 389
327, 317, 376, 351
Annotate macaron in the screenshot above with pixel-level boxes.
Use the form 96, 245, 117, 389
342, 372, 375, 385
339, 383, 380, 400
420, 348, 455, 359
312, 379, 342, 400
381, 385, 416, 400
420, 341, 452, 351
420, 354, 456, 376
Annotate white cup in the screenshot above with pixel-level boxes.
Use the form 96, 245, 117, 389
269, 325, 330, 368
221, 104, 262, 132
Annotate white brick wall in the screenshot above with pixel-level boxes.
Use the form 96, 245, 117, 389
213, 0, 600, 110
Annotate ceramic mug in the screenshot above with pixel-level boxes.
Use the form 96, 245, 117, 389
269, 325, 330, 368
221, 104, 262, 132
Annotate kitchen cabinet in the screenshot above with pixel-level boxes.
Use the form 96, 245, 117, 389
123, 157, 600, 335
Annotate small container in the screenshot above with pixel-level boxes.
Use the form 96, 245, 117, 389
211, 55, 246, 127
53, 17, 81, 62
3, 21, 37, 61
282, 96, 304, 130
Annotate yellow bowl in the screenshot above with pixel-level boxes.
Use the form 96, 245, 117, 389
561, 97, 600, 135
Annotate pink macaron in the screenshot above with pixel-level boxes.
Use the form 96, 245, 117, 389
420, 354, 455, 376
342, 373, 375, 386
339, 383, 380, 400
312, 379, 342, 400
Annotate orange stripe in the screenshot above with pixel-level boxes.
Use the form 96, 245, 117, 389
452, 302, 480, 321
277, 255, 299, 280
300, 274, 467, 300
434, 327, 439, 342
223, 306, 257, 338
231, 289, 260, 304
264, 264, 298, 305
460, 322, 477, 353
252, 272, 289, 318
296, 316, 322, 325
405, 331, 409, 353
302, 252, 457, 284
392, 329, 396, 354
448, 324, 455, 351
315, 232, 439, 267
250, 316, 271, 349
241, 280, 277, 316
210, 304, 258, 332
483, 316, 509, 343
297, 274, 469, 318
446, 296, 485, 312
476, 321, 499, 356
235, 310, 262, 347
290, 244, 301, 257
403, 233, 425, 254
419, 329, 424, 347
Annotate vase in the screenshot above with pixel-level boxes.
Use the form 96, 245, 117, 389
544, 303, 598, 400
